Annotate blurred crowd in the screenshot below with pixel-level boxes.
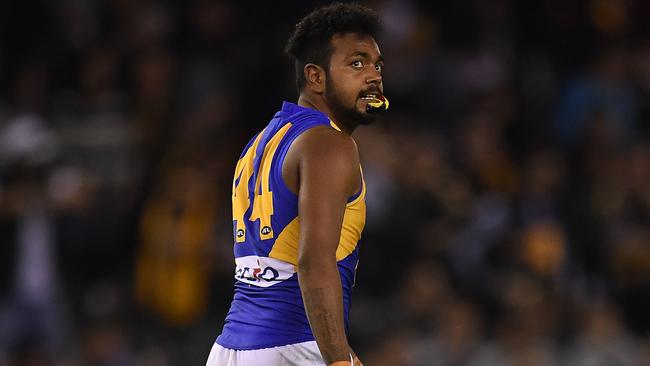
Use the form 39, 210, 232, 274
0, 0, 648, 365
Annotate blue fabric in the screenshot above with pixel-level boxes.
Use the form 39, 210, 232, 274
217, 102, 361, 350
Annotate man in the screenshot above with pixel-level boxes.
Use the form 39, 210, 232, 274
207, 3, 388, 365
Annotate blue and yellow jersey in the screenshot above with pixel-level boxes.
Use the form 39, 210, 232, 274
216, 101, 366, 350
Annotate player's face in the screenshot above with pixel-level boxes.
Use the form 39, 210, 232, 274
325, 33, 384, 125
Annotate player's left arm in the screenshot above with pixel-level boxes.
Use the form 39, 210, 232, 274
292, 126, 362, 365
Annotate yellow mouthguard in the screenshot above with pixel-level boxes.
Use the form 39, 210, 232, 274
367, 96, 389, 110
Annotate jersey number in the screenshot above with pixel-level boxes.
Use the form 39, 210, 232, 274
232, 124, 291, 242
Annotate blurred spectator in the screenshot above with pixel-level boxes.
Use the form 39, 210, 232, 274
411, 300, 485, 366
553, 45, 637, 145
562, 302, 644, 366
134, 162, 217, 327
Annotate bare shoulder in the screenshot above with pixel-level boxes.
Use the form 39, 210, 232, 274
282, 125, 360, 195
296, 126, 359, 163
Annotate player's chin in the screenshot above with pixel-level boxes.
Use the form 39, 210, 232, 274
355, 101, 378, 124
358, 112, 378, 125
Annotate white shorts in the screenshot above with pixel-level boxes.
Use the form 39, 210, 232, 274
205, 341, 330, 366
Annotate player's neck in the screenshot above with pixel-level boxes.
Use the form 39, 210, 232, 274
297, 94, 355, 135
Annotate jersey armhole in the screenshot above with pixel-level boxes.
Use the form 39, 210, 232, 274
270, 121, 327, 202
271, 122, 364, 204
346, 169, 365, 204
270, 128, 301, 201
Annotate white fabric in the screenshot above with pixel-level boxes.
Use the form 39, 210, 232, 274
206, 341, 332, 366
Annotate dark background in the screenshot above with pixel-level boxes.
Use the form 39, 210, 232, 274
0, 0, 648, 365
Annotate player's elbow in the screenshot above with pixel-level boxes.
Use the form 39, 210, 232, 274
298, 249, 336, 274
297, 252, 320, 273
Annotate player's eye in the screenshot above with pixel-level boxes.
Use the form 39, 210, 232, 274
375, 64, 383, 73
352, 60, 363, 69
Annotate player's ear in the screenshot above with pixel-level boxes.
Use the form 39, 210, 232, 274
304, 63, 325, 94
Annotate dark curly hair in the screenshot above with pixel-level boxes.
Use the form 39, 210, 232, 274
285, 2, 382, 92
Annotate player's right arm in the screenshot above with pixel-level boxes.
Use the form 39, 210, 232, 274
283, 126, 363, 366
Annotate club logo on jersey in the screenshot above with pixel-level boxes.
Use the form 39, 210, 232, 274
236, 229, 245, 238
234, 255, 295, 287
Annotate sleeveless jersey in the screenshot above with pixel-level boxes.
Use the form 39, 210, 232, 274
216, 101, 366, 350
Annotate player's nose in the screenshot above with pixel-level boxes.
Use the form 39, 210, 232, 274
366, 72, 382, 85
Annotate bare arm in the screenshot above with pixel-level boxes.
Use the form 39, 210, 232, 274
290, 127, 361, 365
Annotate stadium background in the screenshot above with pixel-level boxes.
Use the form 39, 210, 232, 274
0, 0, 649, 365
